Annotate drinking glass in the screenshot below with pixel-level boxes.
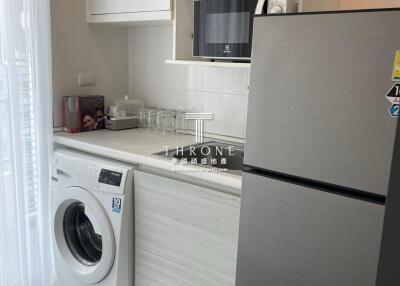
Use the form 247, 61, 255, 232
166, 110, 177, 132
148, 109, 158, 129
139, 108, 148, 128
175, 110, 186, 133
156, 110, 167, 131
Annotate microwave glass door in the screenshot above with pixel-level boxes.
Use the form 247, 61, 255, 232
206, 12, 251, 44
194, 0, 258, 60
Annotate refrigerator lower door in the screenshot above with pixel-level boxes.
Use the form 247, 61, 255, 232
245, 10, 400, 195
236, 172, 385, 286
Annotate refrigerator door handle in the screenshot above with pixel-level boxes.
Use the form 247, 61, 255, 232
243, 164, 386, 205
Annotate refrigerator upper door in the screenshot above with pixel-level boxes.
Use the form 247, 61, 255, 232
236, 172, 385, 286
245, 10, 400, 195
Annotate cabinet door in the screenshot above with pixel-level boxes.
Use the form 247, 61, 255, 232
89, 0, 171, 15
134, 170, 240, 286
236, 172, 385, 286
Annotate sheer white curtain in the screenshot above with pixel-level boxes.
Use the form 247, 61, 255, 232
0, 0, 53, 285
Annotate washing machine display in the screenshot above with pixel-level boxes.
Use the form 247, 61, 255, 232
98, 169, 123, 186
63, 202, 102, 266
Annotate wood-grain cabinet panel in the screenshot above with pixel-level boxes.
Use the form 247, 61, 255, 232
134, 170, 241, 286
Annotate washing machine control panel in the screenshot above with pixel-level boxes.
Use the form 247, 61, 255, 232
53, 151, 131, 195
76, 166, 127, 194
98, 169, 123, 187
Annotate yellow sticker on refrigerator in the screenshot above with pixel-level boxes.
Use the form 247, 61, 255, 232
393, 50, 400, 82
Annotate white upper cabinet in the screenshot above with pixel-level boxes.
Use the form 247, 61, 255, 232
87, 0, 172, 24
89, 0, 171, 14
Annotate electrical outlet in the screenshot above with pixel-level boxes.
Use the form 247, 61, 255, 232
78, 72, 96, 87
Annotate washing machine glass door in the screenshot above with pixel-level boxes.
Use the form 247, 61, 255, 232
53, 187, 115, 284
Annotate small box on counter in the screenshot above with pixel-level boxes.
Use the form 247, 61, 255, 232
63, 96, 105, 133
105, 116, 139, 131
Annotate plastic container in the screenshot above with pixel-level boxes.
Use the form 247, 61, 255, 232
114, 95, 144, 116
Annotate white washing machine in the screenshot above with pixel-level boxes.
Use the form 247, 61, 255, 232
51, 149, 135, 286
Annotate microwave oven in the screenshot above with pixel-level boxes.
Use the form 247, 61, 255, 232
193, 0, 260, 61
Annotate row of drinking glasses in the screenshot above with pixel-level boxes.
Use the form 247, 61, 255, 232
139, 108, 186, 133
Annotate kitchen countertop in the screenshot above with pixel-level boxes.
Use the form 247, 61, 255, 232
53, 129, 242, 195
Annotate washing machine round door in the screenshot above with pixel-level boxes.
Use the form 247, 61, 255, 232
53, 187, 115, 284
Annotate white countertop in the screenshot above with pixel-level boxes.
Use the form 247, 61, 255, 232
53, 129, 242, 195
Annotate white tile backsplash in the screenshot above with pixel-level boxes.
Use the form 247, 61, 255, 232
131, 84, 188, 111
187, 90, 247, 138
187, 66, 249, 95
129, 25, 249, 139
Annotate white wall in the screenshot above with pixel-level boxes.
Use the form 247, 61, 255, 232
128, 26, 250, 139
340, 0, 400, 9
302, 0, 400, 11
302, 0, 341, 12
51, 0, 129, 128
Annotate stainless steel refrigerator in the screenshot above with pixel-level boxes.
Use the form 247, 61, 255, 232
236, 9, 400, 286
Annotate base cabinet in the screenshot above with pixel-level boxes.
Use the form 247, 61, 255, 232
134, 170, 241, 286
